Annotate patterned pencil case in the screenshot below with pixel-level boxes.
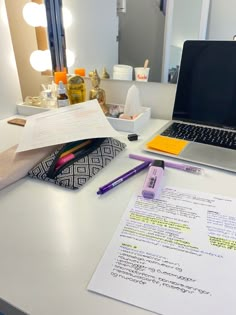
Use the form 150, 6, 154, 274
28, 137, 126, 190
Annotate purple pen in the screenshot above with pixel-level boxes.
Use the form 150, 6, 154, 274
97, 161, 150, 195
129, 154, 202, 174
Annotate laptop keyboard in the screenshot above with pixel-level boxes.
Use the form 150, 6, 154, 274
161, 122, 236, 150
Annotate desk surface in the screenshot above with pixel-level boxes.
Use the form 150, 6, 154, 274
0, 117, 236, 315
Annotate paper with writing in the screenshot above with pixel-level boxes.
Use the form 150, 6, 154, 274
16, 100, 121, 152
88, 186, 236, 315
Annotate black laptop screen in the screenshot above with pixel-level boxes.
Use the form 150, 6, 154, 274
173, 41, 236, 130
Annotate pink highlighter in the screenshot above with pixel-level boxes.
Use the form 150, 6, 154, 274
142, 160, 165, 199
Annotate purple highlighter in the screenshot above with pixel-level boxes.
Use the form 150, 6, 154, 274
142, 160, 165, 199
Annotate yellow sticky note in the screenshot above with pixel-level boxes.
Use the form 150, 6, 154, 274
146, 135, 188, 155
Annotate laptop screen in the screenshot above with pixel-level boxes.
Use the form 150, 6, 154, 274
173, 40, 236, 130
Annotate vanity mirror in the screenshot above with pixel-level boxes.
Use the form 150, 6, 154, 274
6, 0, 223, 99
61, 0, 210, 83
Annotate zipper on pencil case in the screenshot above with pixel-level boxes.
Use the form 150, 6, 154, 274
47, 138, 107, 179
45, 140, 91, 179
58, 139, 91, 157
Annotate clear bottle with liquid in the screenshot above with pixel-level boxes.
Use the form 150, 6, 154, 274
57, 81, 69, 107
67, 69, 86, 104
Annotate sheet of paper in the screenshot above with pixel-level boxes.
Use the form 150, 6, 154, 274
16, 100, 121, 152
88, 186, 236, 315
146, 135, 188, 155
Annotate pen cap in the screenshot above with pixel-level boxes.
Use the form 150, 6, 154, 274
151, 160, 165, 169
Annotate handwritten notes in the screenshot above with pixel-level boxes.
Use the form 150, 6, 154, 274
88, 187, 236, 315
146, 135, 188, 155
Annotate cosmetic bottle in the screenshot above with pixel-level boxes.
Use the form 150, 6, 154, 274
57, 81, 69, 107
67, 69, 86, 105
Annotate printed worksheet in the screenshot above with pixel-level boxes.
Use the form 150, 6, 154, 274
88, 186, 236, 315
16, 99, 121, 152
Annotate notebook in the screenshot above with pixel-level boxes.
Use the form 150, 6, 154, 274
145, 40, 236, 172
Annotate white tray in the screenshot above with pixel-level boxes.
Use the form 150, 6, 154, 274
16, 103, 51, 116
107, 105, 151, 132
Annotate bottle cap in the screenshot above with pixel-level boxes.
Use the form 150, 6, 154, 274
54, 71, 67, 84
151, 160, 165, 169
74, 68, 86, 76
58, 81, 66, 94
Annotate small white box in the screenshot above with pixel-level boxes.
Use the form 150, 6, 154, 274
107, 105, 151, 132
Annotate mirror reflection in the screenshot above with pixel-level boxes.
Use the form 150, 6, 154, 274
5, 0, 236, 100
62, 0, 210, 83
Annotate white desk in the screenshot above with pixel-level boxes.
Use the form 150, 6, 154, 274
0, 117, 236, 315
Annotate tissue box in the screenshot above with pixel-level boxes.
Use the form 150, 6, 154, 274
107, 104, 151, 132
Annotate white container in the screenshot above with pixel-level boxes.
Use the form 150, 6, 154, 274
107, 104, 151, 132
113, 72, 133, 80
134, 67, 150, 82
113, 64, 133, 81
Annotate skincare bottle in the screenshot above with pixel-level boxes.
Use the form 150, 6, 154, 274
57, 81, 69, 107
67, 69, 86, 105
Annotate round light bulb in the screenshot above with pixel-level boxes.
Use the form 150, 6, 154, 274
23, 2, 41, 27
30, 50, 48, 72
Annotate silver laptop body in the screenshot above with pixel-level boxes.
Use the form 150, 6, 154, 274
144, 40, 236, 172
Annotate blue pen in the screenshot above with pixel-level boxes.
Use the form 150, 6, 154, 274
97, 161, 151, 195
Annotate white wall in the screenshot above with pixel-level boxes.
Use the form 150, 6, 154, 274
168, 0, 209, 71
207, 0, 236, 40
0, 0, 22, 119
63, 0, 118, 76
171, 0, 202, 48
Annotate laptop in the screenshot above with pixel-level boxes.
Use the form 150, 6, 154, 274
145, 40, 236, 172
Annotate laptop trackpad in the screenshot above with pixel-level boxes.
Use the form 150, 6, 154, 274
181, 142, 236, 171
